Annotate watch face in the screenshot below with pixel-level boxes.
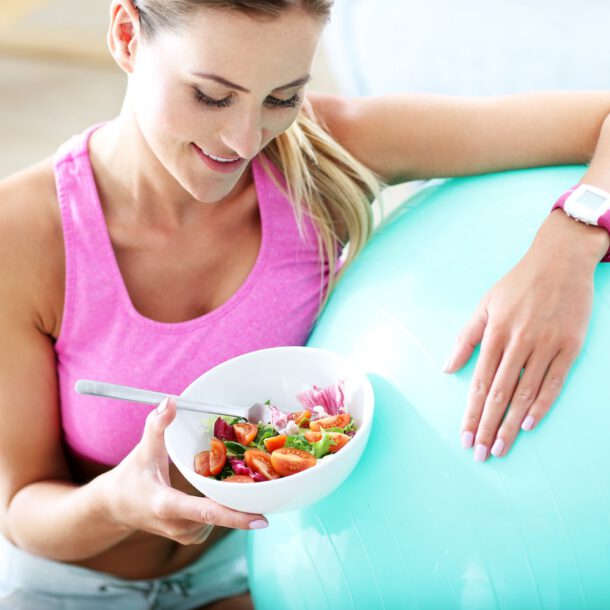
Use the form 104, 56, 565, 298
574, 189, 607, 211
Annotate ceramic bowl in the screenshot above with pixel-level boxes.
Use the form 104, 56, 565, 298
164, 346, 374, 513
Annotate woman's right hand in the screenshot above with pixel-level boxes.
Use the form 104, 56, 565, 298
101, 398, 268, 544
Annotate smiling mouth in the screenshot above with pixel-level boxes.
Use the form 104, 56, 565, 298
199, 148, 242, 163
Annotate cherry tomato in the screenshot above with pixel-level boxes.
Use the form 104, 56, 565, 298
304, 431, 351, 454
244, 449, 281, 480
293, 410, 312, 428
309, 413, 351, 432
209, 438, 227, 476
270, 448, 316, 477
263, 434, 287, 453
224, 475, 255, 483
194, 450, 211, 476
233, 423, 258, 445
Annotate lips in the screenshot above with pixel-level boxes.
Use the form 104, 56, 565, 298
203, 150, 241, 163
192, 143, 246, 174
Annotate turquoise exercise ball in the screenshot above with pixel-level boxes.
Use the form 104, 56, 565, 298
247, 167, 610, 609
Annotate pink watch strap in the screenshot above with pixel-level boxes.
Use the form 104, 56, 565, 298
598, 208, 610, 262
551, 185, 578, 213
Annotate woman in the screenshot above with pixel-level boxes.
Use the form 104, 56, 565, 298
0, 0, 609, 608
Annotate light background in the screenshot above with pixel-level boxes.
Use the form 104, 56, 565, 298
0, 0, 340, 179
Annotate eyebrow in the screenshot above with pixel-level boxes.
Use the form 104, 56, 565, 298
191, 72, 311, 93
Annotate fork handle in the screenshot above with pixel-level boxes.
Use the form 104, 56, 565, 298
75, 380, 247, 418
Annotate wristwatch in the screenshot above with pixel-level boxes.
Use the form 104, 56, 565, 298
552, 183, 610, 262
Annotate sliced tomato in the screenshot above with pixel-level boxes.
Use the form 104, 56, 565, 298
304, 431, 351, 454
224, 475, 255, 483
209, 438, 227, 476
233, 423, 258, 445
244, 449, 281, 480
263, 434, 287, 453
293, 410, 312, 428
194, 450, 211, 477
304, 430, 321, 443
270, 447, 316, 477
309, 413, 351, 432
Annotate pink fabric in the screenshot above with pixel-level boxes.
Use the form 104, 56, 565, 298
54, 124, 332, 466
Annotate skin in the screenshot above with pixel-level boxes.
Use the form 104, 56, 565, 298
0, 3, 325, 608
1, 0, 610, 606
310, 91, 610, 459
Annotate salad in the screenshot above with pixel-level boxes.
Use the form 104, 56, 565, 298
193, 380, 357, 483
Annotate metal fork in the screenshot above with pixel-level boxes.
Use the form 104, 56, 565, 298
75, 380, 268, 424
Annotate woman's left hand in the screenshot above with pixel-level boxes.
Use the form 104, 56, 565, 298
445, 210, 607, 461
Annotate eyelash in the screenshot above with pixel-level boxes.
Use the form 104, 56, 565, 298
194, 88, 302, 109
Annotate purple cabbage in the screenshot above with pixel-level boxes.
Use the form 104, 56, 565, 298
297, 380, 346, 418
213, 417, 236, 441
228, 457, 266, 482
269, 405, 290, 433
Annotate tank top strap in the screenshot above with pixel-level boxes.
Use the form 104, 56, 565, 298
53, 123, 122, 350
251, 155, 320, 255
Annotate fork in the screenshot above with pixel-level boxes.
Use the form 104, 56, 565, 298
75, 380, 269, 424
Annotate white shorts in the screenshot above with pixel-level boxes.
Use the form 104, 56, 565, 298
0, 530, 249, 610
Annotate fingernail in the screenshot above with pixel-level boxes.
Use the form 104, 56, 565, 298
474, 443, 488, 462
249, 520, 268, 530
442, 356, 454, 373
491, 438, 505, 457
461, 431, 474, 449
156, 397, 169, 415
521, 415, 536, 432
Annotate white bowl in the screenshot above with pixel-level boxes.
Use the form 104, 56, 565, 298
164, 346, 374, 514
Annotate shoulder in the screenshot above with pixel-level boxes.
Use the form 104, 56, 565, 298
305, 92, 400, 180
305, 92, 356, 142
0, 158, 65, 335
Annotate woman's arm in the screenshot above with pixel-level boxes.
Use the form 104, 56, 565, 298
0, 174, 265, 562
447, 116, 610, 459
0, 176, 130, 560
309, 91, 610, 459
307, 90, 610, 182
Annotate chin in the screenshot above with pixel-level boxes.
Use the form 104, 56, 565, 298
189, 169, 248, 204
188, 181, 237, 204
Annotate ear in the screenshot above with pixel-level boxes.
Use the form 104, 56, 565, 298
107, 0, 142, 74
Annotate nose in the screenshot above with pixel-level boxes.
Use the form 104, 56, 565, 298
220, 106, 264, 160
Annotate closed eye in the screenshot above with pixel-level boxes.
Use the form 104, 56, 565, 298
265, 94, 302, 108
194, 88, 302, 109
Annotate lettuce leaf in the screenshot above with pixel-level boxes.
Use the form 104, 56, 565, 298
284, 435, 313, 453
284, 433, 335, 459
224, 441, 248, 458
215, 460, 235, 481
251, 423, 278, 451
311, 433, 335, 459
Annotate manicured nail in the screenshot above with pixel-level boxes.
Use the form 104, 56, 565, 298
156, 397, 169, 415
249, 520, 269, 530
474, 443, 488, 462
491, 438, 505, 457
442, 356, 454, 373
521, 415, 536, 432
461, 431, 474, 449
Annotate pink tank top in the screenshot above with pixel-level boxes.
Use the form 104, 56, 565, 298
54, 124, 332, 466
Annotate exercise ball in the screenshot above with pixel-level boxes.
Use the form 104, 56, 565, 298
247, 166, 610, 610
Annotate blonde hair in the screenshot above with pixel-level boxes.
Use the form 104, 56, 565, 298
133, 0, 382, 314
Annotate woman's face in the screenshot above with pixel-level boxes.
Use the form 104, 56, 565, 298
128, 6, 325, 203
